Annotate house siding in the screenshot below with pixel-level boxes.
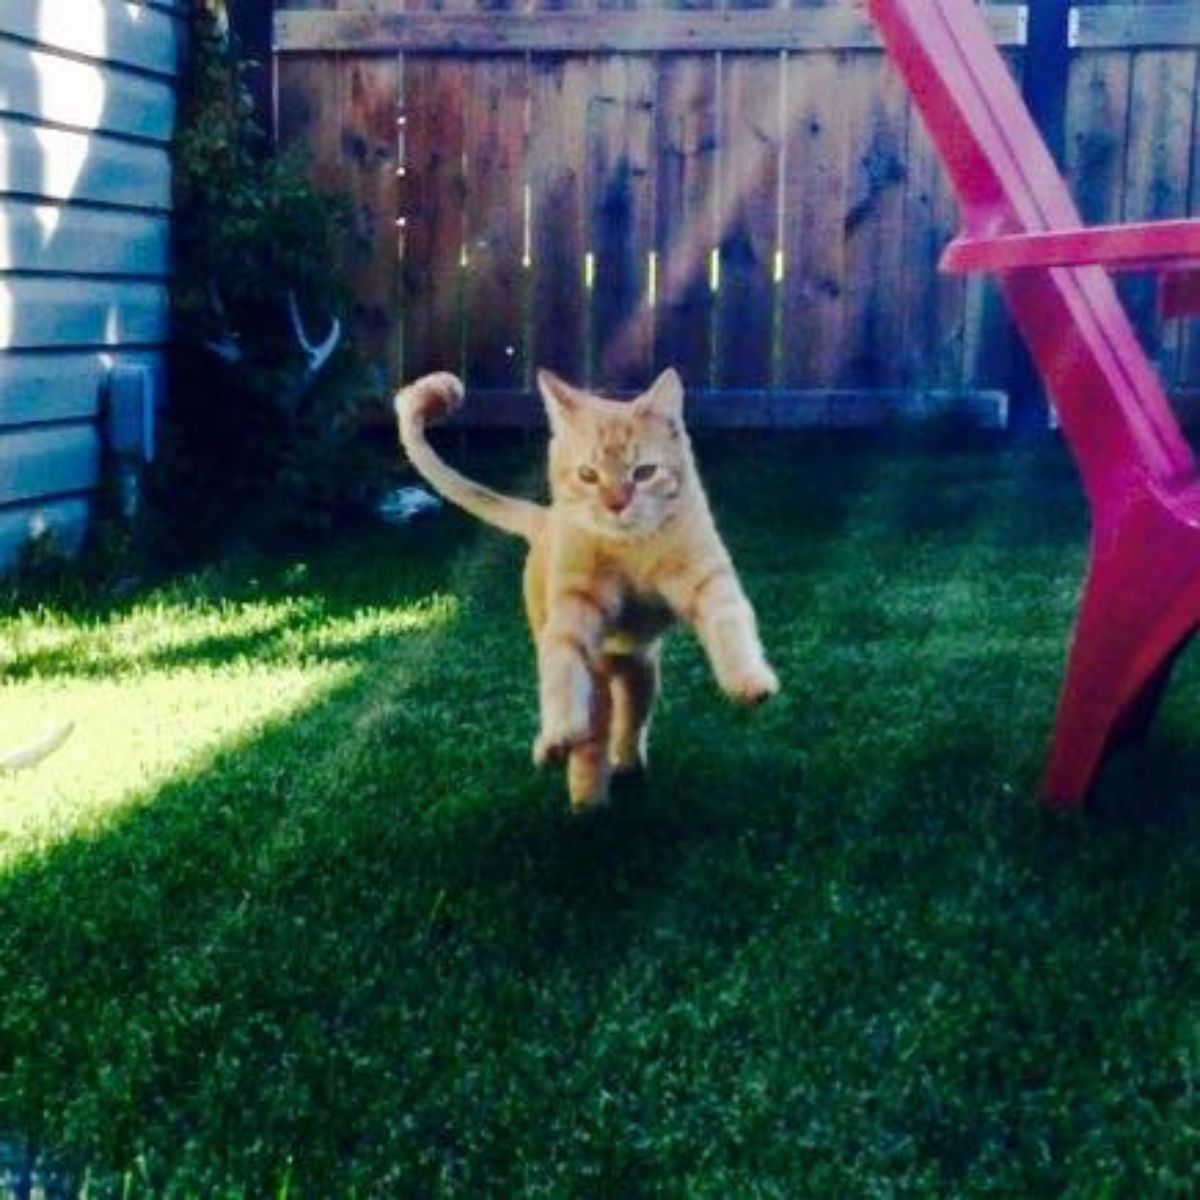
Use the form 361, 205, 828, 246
0, 0, 183, 571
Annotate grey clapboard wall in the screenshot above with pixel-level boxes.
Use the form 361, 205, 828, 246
0, 0, 183, 571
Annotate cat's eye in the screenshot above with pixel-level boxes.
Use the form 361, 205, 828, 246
577, 465, 600, 485
632, 463, 658, 483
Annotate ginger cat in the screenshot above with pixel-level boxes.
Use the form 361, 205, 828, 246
395, 367, 778, 812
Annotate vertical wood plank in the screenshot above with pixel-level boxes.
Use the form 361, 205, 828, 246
527, 0, 590, 385
276, 54, 342, 194
780, 50, 849, 388
1065, 50, 1131, 225
653, 0, 718, 391
588, 53, 656, 389
528, 55, 590, 382
463, 54, 530, 388
654, 51, 719, 390
898, 113, 965, 388
1122, 50, 1197, 382
340, 54, 402, 379
837, 53, 908, 387
714, 49, 784, 390
401, 58, 469, 378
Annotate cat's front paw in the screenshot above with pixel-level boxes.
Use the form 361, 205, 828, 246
532, 719, 591, 768
723, 661, 780, 706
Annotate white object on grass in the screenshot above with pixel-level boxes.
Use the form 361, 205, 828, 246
377, 486, 443, 525
0, 721, 75, 773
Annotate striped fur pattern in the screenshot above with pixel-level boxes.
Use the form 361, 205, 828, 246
395, 367, 778, 812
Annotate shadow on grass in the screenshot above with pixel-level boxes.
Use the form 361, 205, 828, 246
0, 518, 468, 683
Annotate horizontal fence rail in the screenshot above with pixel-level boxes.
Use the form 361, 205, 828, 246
1070, 6, 1200, 49
276, 8, 1028, 55
273, 1, 1200, 428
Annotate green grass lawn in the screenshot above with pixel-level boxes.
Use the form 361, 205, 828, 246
2, 434, 1199, 1197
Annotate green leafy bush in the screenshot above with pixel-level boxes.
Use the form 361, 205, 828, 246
151, 5, 385, 561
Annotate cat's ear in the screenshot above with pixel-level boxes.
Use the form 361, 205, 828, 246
639, 368, 684, 422
538, 368, 587, 433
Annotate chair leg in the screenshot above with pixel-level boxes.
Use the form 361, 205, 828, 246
1042, 555, 1195, 809
1110, 634, 1193, 749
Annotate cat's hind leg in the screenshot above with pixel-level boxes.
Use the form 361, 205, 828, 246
567, 671, 613, 813
606, 647, 660, 776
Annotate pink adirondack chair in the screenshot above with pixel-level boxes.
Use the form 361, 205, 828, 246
867, 0, 1200, 806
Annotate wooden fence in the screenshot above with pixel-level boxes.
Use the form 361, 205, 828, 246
272, 0, 1200, 427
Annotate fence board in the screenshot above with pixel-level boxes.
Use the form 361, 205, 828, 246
1121, 50, 1197, 372
529, 55, 590, 381
654, 52, 718, 389
463, 55, 529, 388
715, 51, 784, 390
1065, 50, 1132, 224
275, 6, 1028, 53
899, 116, 966, 388
589, 54, 656, 389
837, 54, 909, 387
780, 50, 849, 388
401, 58, 469, 377
342, 54, 402, 375
0, 201, 169, 277
1071, 6, 1200, 50
276, 54, 343, 191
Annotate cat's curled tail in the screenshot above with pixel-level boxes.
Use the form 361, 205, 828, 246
395, 373, 547, 542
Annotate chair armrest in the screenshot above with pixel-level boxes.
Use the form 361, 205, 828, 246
940, 219, 1200, 275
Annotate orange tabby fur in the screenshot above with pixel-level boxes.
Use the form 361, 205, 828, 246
396, 367, 778, 812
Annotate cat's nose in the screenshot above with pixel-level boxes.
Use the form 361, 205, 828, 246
602, 484, 634, 514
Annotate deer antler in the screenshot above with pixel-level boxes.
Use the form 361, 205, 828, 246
287, 291, 342, 381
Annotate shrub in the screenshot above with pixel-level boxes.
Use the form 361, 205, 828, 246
151, 4, 385, 562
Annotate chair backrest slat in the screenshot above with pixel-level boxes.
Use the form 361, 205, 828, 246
869, 0, 1194, 494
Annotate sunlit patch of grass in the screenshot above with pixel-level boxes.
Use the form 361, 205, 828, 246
0, 591, 457, 680
0, 584, 459, 863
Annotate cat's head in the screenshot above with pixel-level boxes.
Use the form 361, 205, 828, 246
539, 367, 693, 539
